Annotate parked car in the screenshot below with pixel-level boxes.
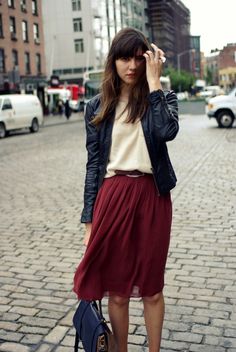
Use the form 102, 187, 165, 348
0, 94, 43, 138
207, 87, 236, 128
198, 86, 224, 104
177, 92, 189, 101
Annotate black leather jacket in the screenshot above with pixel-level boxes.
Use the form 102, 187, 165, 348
81, 89, 179, 223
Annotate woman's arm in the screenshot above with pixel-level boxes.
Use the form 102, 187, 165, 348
84, 223, 92, 245
143, 43, 179, 142
80, 102, 100, 223
148, 89, 179, 142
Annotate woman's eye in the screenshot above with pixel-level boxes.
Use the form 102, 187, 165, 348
136, 56, 145, 62
120, 57, 130, 61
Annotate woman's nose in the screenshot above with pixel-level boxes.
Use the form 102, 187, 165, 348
129, 58, 137, 69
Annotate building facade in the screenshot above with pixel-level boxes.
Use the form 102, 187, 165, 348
190, 35, 201, 78
204, 50, 220, 85
0, 0, 47, 103
218, 43, 236, 92
148, 0, 192, 73
42, 0, 149, 84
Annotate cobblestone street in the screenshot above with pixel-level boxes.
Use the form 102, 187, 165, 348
0, 112, 235, 352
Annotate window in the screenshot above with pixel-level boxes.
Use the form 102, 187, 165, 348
8, 0, 15, 8
32, 0, 38, 15
22, 21, 28, 42
20, 0, 27, 12
24, 52, 30, 73
73, 18, 82, 32
73, 67, 84, 73
72, 0, 81, 11
74, 39, 84, 53
36, 53, 41, 73
9, 17, 16, 38
12, 50, 18, 67
52, 69, 63, 75
0, 15, 3, 38
33, 23, 39, 43
0, 48, 5, 72
9, 17, 16, 33
2, 99, 13, 110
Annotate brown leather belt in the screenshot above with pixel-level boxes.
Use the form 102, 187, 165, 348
115, 169, 146, 177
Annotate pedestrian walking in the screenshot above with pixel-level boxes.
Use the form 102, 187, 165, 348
73, 27, 179, 352
64, 99, 71, 119
57, 98, 64, 115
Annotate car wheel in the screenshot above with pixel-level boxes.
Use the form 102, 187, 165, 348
216, 111, 234, 128
0, 122, 6, 138
30, 118, 39, 133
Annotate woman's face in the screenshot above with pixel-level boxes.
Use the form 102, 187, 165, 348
115, 49, 145, 86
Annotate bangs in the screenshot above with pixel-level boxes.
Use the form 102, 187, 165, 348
114, 37, 148, 60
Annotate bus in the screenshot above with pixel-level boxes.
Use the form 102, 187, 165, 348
83, 69, 171, 105
83, 69, 104, 105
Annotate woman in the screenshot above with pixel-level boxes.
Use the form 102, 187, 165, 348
74, 27, 179, 352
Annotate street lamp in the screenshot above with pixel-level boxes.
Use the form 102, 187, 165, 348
177, 49, 195, 92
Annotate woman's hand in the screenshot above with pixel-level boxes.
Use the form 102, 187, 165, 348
143, 43, 165, 92
84, 223, 92, 246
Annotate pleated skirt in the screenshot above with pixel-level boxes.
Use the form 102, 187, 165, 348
73, 174, 172, 300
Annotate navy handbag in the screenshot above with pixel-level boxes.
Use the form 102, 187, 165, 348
73, 300, 113, 352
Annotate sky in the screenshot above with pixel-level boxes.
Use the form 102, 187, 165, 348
181, 0, 235, 55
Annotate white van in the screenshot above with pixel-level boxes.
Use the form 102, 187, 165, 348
0, 94, 43, 138
199, 85, 224, 100
207, 87, 236, 128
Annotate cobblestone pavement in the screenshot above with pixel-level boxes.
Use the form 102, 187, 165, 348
0, 112, 235, 352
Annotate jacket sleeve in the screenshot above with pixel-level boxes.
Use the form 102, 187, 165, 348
80, 102, 100, 223
148, 89, 179, 142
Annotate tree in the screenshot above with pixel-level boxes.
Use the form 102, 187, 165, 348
163, 67, 195, 92
205, 67, 213, 85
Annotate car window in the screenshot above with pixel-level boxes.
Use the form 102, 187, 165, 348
2, 99, 13, 110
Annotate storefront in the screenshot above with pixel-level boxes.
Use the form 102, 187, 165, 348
0, 74, 48, 115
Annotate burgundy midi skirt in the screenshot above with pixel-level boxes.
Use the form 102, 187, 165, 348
73, 174, 172, 300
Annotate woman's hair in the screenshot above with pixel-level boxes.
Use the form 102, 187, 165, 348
93, 27, 150, 125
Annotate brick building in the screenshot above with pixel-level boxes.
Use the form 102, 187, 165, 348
0, 0, 47, 108
218, 43, 236, 92
204, 50, 220, 85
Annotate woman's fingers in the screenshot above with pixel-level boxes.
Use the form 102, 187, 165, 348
150, 43, 166, 63
143, 50, 154, 61
150, 43, 160, 61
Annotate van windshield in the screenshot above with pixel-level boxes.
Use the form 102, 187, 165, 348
228, 87, 236, 96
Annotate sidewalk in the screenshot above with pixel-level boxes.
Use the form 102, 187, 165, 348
42, 112, 83, 127
0, 111, 235, 352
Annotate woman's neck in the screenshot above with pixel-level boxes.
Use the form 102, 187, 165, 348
119, 84, 130, 102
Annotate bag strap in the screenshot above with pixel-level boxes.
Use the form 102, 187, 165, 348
74, 331, 79, 352
98, 300, 103, 317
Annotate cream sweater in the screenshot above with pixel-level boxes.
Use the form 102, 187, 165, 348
105, 101, 152, 178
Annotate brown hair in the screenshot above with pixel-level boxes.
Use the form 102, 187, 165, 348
93, 27, 150, 125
